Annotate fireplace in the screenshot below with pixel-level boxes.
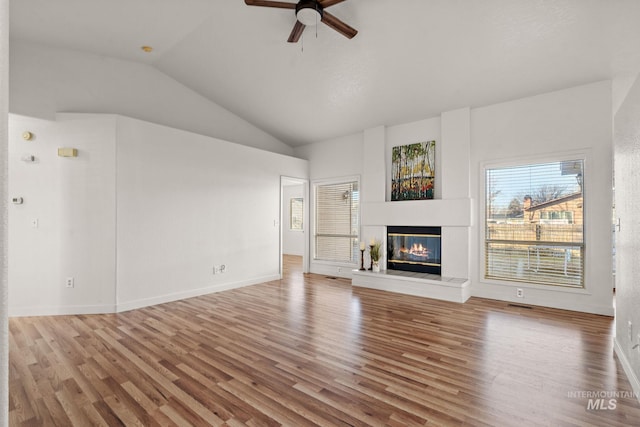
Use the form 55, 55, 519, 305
387, 226, 441, 275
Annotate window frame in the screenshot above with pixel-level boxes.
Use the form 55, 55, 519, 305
311, 176, 361, 266
480, 153, 588, 290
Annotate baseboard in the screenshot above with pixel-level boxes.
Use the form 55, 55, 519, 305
115, 274, 280, 313
9, 303, 118, 317
614, 338, 640, 404
309, 263, 354, 279
8, 275, 281, 316
471, 288, 615, 316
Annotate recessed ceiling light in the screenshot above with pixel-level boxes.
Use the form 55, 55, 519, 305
141, 46, 153, 53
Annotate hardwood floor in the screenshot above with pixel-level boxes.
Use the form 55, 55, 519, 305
9, 255, 640, 426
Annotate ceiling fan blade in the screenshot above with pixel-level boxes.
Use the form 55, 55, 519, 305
321, 11, 357, 39
244, 0, 296, 9
319, 0, 347, 7
287, 20, 306, 43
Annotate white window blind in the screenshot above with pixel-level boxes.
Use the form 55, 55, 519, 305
485, 160, 584, 287
314, 180, 359, 263
290, 198, 303, 231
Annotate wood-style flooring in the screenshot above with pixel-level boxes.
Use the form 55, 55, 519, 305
9, 255, 640, 426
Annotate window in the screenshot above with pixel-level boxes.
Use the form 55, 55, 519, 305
290, 198, 303, 231
485, 160, 584, 287
314, 179, 360, 263
540, 211, 574, 224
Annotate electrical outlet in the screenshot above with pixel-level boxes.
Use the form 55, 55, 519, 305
65, 277, 74, 288
220, 265, 226, 273
516, 288, 524, 298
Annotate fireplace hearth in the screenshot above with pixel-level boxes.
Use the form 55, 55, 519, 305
387, 226, 441, 275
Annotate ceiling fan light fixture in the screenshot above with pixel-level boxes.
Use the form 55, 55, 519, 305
244, 0, 356, 42
296, 0, 323, 26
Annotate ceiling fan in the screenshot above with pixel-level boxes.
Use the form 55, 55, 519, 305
245, 0, 357, 43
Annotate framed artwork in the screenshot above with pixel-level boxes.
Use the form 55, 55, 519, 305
391, 140, 435, 201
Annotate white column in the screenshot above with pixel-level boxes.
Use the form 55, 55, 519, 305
362, 126, 386, 203
441, 107, 470, 199
362, 126, 386, 268
441, 108, 471, 279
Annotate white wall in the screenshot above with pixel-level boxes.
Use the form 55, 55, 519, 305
295, 132, 363, 180
1, 0, 8, 423
282, 184, 305, 256
613, 73, 640, 398
7, 114, 308, 315
115, 116, 307, 310
9, 40, 293, 156
298, 81, 613, 315
8, 114, 118, 315
470, 81, 614, 315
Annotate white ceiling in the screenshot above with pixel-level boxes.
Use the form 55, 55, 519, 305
10, 0, 640, 147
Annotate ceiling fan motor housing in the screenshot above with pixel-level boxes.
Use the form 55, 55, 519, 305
244, 0, 356, 42
296, 0, 323, 25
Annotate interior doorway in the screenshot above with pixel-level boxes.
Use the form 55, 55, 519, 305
280, 176, 309, 276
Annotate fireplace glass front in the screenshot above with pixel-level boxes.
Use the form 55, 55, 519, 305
387, 226, 441, 274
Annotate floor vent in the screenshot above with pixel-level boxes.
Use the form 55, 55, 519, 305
508, 303, 533, 309
325, 276, 338, 280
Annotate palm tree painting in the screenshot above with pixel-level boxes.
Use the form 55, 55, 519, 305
391, 141, 435, 201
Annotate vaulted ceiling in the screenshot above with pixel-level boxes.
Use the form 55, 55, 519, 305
10, 0, 640, 147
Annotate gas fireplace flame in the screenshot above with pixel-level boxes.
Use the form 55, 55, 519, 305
400, 243, 430, 258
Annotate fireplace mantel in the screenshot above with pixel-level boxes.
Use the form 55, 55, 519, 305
361, 198, 472, 227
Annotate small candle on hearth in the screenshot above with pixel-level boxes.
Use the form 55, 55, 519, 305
369, 238, 375, 246
360, 242, 365, 250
